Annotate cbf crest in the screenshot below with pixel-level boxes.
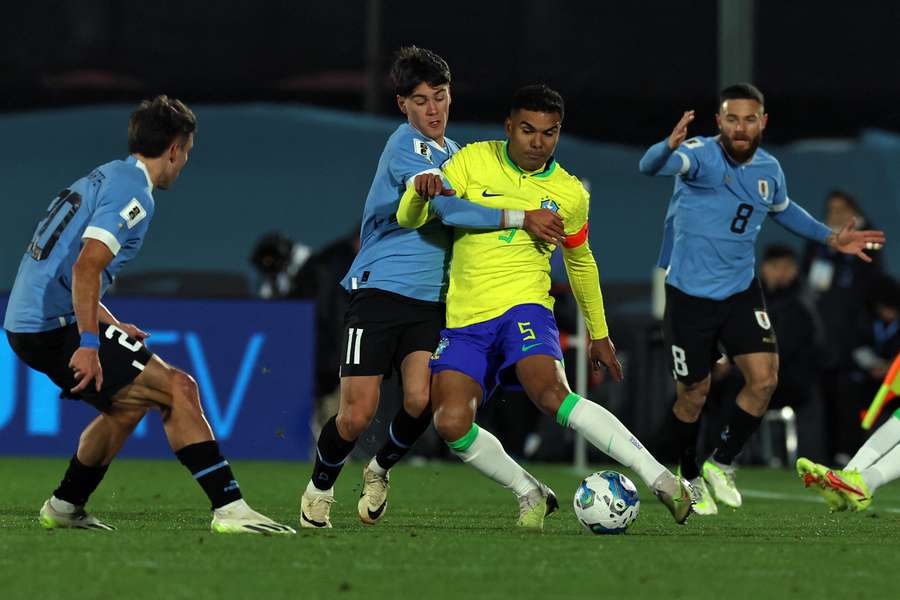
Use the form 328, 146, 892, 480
541, 198, 559, 213
757, 179, 769, 201
432, 337, 449, 360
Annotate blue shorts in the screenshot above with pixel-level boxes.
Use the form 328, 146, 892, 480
431, 304, 564, 398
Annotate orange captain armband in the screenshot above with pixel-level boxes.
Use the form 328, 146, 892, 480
563, 222, 589, 249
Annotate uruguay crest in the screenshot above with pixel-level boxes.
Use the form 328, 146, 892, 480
758, 179, 769, 201
754, 309, 771, 330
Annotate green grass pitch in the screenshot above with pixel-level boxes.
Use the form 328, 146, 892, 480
1, 457, 898, 599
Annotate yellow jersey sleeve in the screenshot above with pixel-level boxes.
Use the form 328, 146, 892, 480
396, 185, 432, 229
561, 185, 608, 339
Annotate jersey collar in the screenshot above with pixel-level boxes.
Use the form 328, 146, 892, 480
502, 140, 557, 178
127, 155, 154, 190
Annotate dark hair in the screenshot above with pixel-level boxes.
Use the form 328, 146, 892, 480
869, 275, 900, 312
128, 95, 197, 157
719, 83, 765, 107
390, 46, 451, 97
762, 244, 797, 262
510, 84, 565, 121
825, 189, 863, 214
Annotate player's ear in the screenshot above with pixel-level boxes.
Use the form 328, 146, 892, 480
397, 95, 407, 115
715, 112, 722, 130
760, 113, 768, 130
168, 142, 179, 163
504, 117, 512, 137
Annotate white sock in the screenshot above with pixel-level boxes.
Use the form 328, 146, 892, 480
860, 443, 900, 493
449, 424, 538, 498
49, 495, 78, 513
562, 394, 669, 490
847, 414, 900, 471
368, 457, 388, 477
305, 480, 334, 497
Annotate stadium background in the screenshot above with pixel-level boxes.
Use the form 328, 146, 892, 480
1, 0, 898, 464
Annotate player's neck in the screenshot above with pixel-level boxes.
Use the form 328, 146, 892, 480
131, 153, 161, 188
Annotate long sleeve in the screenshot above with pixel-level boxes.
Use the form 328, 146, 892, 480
638, 139, 690, 176
771, 200, 832, 243
562, 240, 609, 340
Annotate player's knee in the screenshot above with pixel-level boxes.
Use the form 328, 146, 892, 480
432, 405, 471, 442
402, 387, 430, 417
533, 387, 565, 415
750, 370, 778, 400
170, 370, 202, 414
110, 407, 148, 432
335, 401, 376, 440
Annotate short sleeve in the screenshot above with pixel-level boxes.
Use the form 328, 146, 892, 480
562, 184, 590, 248
82, 192, 152, 256
388, 136, 444, 187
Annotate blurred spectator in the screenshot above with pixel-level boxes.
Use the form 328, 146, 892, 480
291, 227, 360, 429
249, 231, 311, 299
852, 275, 900, 400
801, 190, 884, 461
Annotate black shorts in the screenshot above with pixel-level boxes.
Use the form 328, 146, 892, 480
6, 323, 154, 412
663, 279, 777, 384
339, 288, 445, 379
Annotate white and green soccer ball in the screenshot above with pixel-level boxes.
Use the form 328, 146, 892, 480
573, 470, 640, 534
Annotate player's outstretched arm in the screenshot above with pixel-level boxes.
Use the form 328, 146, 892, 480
70, 239, 114, 393
397, 174, 565, 242
771, 203, 886, 263
561, 239, 623, 382
638, 110, 695, 176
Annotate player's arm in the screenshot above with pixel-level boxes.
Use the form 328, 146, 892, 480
638, 110, 700, 177
768, 169, 886, 262
560, 189, 623, 381
69, 239, 113, 392
98, 302, 150, 341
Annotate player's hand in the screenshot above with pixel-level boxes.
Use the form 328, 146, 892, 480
414, 174, 455, 199
589, 337, 624, 383
524, 209, 565, 244
117, 322, 150, 342
827, 217, 886, 263
69, 347, 103, 393
667, 110, 695, 150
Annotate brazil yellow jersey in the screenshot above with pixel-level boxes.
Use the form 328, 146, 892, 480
436, 140, 590, 329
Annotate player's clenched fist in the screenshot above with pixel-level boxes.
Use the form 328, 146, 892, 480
590, 337, 624, 383
414, 173, 455, 199
667, 110, 695, 150
523, 209, 565, 244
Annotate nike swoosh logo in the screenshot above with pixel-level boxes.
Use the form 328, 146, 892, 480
367, 501, 387, 521
521, 342, 543, 352
482, 190, 503, 197
301, 512, 328, 528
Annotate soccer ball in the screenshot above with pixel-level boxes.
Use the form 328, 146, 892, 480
573, 471, 640, 534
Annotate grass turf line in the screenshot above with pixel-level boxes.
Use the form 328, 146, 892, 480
1, 458, 897, 600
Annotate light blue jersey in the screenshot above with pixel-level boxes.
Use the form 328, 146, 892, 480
340, 123, 462, 302
648, 136, 791, 300
4, 156, 155, 332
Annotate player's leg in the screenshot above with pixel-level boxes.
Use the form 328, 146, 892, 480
359, 301, 444, 524
40, 404, 147, 530
514, 354, 691, 524
116, 355, 294, 534
657, 285, 720, 514
431, 368, 554, 529
847, 409, 900, 471
704, 281, 780, 508
359, 350, 432, 524
302, 294, 397, 528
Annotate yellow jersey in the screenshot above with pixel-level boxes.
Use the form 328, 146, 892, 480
433, 140, 590, 329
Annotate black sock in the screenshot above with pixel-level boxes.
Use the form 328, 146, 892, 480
311, 416, 356, 491
665, 410, 701, 480
175, 441, 242, 510
374, 406, 433, 471
53, 455, 109, 507
712, 406, 763, 465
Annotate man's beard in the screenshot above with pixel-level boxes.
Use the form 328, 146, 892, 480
720, 132, 761, 163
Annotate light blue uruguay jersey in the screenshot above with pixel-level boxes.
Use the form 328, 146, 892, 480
340, 123, 459, 302
657, 136, 789, 300
4, 156, 155, 332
